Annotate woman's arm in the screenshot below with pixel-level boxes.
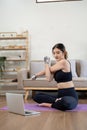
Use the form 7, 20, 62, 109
31, 67, 53, 81
50, 59, 68, 73
44, 56, 53, 82
31, 57, 52, 80
36, 70, 45, 77
31, 70, 45, 80
44, 58, 69, 81
32, 57, 66, 80
45, 64, 53, 81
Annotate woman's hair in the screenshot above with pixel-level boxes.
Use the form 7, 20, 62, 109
52, 43, 68, 59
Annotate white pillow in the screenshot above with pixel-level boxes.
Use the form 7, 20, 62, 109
80, 60, 87, 77
69, 59, 78, 77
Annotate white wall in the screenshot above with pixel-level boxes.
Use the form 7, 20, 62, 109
0, 0, 87, 60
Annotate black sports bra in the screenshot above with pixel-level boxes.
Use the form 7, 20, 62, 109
54, 69, 72, 83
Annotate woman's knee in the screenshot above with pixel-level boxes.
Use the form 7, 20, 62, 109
61, 96, 78, 110
52, 96, 78, 111
33, 93, 56, 104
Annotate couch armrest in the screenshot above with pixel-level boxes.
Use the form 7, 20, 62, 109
17, 68, 29, 89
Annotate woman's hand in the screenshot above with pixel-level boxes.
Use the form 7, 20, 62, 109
31, 74, 37, 80
44, 56, 52, 81
44, 56, 50, 64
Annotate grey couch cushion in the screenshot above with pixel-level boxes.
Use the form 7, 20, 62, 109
73, 77, 87, 88
30, 60, 45, 77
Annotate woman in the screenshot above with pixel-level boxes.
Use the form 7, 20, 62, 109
32, 43, 78, 111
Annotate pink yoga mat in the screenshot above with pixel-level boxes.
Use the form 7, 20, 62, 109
0, 104, 87, 111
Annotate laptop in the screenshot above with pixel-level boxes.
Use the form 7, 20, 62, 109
6, 93, 40, 116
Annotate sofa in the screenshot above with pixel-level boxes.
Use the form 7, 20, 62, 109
17, 59, 87, 100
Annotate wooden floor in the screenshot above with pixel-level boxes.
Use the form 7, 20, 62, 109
0, 94, 87, 130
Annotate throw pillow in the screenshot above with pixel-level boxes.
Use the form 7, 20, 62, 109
69, 59, 78, 77
80, 60, 87, 77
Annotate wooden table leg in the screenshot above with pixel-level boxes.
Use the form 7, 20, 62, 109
25, 90, 29, 100
32, 91, 36, 98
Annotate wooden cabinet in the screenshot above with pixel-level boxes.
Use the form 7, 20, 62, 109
0, 31, 29, 91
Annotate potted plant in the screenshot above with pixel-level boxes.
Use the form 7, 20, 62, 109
0, 57, 6, 79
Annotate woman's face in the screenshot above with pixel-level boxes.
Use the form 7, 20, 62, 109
52, 48, 65, 61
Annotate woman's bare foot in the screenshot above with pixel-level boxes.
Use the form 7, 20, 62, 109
38, 103, 52, 107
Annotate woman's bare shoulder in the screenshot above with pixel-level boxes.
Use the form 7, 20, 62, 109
56, 59, 67, 65
57, 59, 69, 69
61, 59, 70, 71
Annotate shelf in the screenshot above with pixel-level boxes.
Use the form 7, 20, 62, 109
0, 70, 17, 72
0, 79, 12, 82
6, 59, 26, 61
0, 48, 26, 50
0, 31, 29, 87
2, 69, 22, 72
0, 36, 27, 40
0, 82, 17, 86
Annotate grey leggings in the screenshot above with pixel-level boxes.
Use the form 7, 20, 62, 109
33, 87, 78, 111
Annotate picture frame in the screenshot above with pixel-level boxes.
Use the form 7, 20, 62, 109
36, 0, 82, 3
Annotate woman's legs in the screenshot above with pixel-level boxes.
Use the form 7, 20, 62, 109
52, 96, 78, 111
33, 92, 78, 111
33, 93, 56, 103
